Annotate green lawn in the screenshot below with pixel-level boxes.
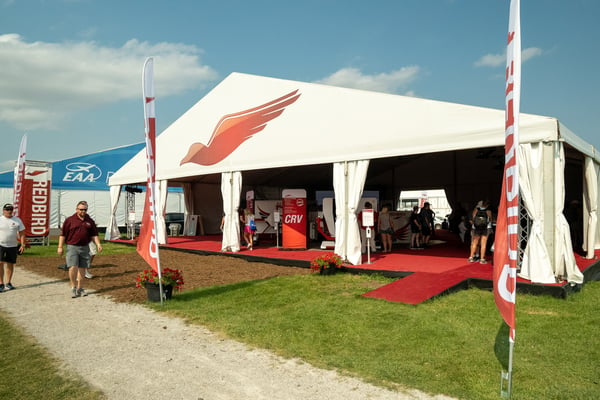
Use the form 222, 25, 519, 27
156, 272, 600, 400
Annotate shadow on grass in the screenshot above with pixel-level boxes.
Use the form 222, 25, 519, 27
494, 321, 510, 370
173, 279, 265, 302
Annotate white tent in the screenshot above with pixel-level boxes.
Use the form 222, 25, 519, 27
109, 72, 599, 282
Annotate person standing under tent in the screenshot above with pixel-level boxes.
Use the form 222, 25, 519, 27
409, 205, 423, 250
468, 200, 493, 264
240, 208, 256, 251
57, 201, 103, 298
377, 204, 395, 253
419, 202, 435, 246
0, 204, 26, 291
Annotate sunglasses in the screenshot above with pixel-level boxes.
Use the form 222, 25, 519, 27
3, 208, 13, 211
78, 208, 88, 211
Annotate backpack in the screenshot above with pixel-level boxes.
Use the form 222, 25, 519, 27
473, 208, 489, 229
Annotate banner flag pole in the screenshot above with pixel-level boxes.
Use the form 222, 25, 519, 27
136, 57, 164, 305
493, 0, 520, 397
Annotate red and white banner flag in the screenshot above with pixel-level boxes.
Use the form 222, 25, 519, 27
136, 57, 160, 273
493, 0, 520, 343
13, 134, 27, 217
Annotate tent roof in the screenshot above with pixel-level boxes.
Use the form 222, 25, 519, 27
109, 72, 588, 187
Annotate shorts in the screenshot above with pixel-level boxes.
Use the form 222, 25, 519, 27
244, 226, 256, 234
66, 244, 91, 269
0, 246, 18, 264
89, 241, 98, 256
380, 228, 394, 235
472, 228, 491, 237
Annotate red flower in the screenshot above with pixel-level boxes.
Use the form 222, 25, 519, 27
309, 253, 343, 272
136, 268, 184, 289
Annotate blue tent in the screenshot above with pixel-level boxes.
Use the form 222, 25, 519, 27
0, 142, 145, 190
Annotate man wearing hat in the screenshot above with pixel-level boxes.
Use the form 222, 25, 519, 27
0, 203, 26, 291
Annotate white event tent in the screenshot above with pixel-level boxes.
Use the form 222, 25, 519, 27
109, 72, 600, 284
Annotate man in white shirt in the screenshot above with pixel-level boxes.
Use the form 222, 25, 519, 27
0, 203, 26, 291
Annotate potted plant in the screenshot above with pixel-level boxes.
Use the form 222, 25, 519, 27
136, 268, 184, 301
309, 252, 343, 275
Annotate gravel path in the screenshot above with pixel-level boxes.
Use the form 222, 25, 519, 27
0, 267, 454, 400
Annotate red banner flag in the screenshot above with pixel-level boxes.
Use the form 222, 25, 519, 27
493, 0, 520, 343
13, 134, 27, 217
136, 57, 160, 273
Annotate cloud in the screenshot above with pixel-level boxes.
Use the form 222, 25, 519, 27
0, 34, 218, 130
315, 66, 420, 95
474, 47, 543, 67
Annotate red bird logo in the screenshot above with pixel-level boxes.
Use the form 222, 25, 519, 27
180, 90, 301, 166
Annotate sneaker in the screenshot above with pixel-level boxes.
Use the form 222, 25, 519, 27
85, 270, 94, 279
77, 288, 87, 297
5, 283, 14, 290
480, 259, 488, 264
0, 284, 4, 292
71, 287, 79, 298
468, 257, 476, 263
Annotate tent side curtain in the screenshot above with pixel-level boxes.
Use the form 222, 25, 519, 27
518, 143, 555, 283
221, 171, 242, 252
333, 160, 369, 265
156, 180, 168, 244
555, 143, 584, 284
583, 156, 600, 258
105, 185, 122, 240
182, 183, 193, 235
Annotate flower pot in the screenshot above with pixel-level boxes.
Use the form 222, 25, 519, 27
145, 283, 173, 302
319, 263, 338, 275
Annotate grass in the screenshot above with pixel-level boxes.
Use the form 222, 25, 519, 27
156, 272, 600, 400
20, 240, 137, 257
0, 310, 105, 400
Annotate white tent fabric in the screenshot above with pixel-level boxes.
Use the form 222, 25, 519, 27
333, 160, 369, 265
555, 144, 584, 284
182, 183, 193, 235
221, 171, 242, 252
107, 72, 599, 271
157, 180, 168, 244
105, 185, 122, 240
583, 157, 599, 258
109, 73, 566, 187
518, 143, 555, 283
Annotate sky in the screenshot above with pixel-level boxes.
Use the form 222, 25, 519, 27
1, 0, 599, 171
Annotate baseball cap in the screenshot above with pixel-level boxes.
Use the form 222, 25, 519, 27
3, 203, 14, 210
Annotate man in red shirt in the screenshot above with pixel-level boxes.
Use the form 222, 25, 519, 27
57, 201, 102, 298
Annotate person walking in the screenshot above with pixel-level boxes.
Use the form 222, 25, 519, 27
240, 208, 256, 250
468, 200, 493, 264
57, 201, 102, 298
0, 203, 26, 291
377, 205, 395, 253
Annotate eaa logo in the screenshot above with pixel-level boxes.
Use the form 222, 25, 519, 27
62, 163, 102, 183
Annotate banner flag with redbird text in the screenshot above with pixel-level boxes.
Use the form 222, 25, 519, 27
136, 57, 161, 273
13, 134, 27, 217
493, 0, 520, 343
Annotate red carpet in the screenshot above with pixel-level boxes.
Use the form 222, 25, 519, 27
114, 230, 600, 304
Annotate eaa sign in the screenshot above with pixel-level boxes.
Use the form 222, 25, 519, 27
19, 161, 52, 240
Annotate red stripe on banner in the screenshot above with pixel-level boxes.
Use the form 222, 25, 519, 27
136, 58, 160, 272
13, 135, 27, 217
493, 0, 520, 343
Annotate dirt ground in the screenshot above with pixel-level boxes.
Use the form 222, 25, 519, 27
17, 249, 312, 303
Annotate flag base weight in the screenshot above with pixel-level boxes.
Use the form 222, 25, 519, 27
500, 370, 512, 398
